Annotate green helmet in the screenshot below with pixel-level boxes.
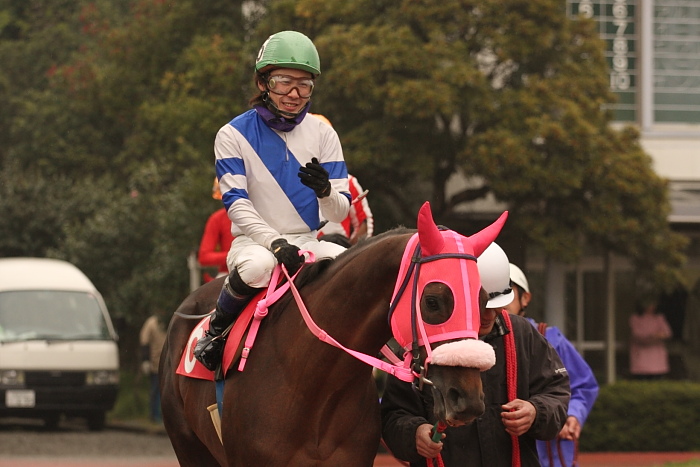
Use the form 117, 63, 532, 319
255, 31, 321, 76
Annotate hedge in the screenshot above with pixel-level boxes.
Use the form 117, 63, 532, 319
580, 380, 700, 451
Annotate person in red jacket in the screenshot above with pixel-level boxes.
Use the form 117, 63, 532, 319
198, 178, 234, 281
311, 114, 373, 246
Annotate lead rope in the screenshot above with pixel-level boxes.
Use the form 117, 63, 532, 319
425, 422, 447, 467
501, 310, 521, 467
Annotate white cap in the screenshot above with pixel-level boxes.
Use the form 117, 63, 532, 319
509, 263, 530, 293
477, 243, 514, 308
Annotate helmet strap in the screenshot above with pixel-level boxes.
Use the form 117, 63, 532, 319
262, 90, 310, 119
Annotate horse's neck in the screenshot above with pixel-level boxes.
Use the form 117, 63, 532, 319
297, 234, 408, 360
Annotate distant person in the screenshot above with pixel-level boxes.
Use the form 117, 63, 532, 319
198, 178, 234, 281
311, 114, 373, 246
629, 298, 673, 380
139, 310, 168, 423
506, 263, 599, 467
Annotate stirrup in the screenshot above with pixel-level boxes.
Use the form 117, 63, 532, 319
194, 334, 226, 371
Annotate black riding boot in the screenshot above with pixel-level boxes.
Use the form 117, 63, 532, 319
194, 270, 257, 371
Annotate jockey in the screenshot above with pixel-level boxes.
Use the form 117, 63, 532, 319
194, 31, 351, 371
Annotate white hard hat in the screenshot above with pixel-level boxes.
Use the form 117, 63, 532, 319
509, 263, 530, 293
477, 243, 514, 308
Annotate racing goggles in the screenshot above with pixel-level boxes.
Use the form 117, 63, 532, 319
267, 75, 315, 98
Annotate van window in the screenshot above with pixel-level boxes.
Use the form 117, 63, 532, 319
0, 291, 111, 342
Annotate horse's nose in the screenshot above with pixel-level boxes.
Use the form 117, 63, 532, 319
444, 387, 485, 425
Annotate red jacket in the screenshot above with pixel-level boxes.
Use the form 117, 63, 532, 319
198, 208, 234, 275
319, 174, 373, 239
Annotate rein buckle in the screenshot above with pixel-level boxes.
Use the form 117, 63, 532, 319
411, 361, 433, 391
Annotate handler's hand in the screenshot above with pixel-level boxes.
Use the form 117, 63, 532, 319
501, 399, 537, 437
415, 423, 443, 459
557, 416, 581, 441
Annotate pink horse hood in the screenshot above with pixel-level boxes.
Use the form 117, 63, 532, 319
389, 202, 507, 370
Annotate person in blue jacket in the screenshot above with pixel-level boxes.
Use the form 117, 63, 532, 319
506, 263, 599, 467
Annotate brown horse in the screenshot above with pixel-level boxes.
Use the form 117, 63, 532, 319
160, 203, 506, 466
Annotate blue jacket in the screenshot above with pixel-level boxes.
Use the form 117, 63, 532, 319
528, 318, 599, 467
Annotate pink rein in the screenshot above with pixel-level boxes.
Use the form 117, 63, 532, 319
235, 255, 415, 382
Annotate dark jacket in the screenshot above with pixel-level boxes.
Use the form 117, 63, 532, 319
380, 313, 570, 467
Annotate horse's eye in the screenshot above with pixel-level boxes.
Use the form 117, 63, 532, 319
420, 282, 454, 325
425, 296, 440, 310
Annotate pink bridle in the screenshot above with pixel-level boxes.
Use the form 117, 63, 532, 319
234, 250, 414, 381
387, 230, 496, 387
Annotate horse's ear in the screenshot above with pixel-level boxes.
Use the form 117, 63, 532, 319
417, 202, 444, 255
469, 211, 509, 256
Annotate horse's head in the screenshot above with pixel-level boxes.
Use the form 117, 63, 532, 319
388, 202, 507, 426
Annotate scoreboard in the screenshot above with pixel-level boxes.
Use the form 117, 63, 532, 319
567, 0, 700, 124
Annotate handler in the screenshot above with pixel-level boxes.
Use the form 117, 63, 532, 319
194, 31, 350, 371
381, 242, 570, 466
506, 264, 599, 466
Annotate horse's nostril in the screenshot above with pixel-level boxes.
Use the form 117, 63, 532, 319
446, 388, 467, 412
447, 388, 485, 419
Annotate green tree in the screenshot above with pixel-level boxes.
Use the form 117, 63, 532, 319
0, 0, 249, 326
263, 0, 686, 289
0, 0, 687, 333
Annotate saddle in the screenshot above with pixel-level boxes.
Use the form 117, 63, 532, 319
176, 290, 265, 381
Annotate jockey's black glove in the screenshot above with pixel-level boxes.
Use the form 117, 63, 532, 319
270, 238, 305, 274
298, 157, 331, 198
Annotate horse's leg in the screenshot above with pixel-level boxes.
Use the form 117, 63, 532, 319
160, 340, 221, 467
317, 383, 381, 467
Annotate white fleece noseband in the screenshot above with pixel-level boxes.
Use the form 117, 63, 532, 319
430, 339, 495, 371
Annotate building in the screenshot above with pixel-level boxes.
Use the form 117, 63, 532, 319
527, 0, 700, 383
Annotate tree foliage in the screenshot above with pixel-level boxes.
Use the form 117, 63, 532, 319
0, 0, 688, 332
272, 0, 687, 289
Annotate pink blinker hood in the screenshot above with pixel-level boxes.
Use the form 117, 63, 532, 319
389, 202, 508, 370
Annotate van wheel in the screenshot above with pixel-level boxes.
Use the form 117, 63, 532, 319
86, 411, 106, 431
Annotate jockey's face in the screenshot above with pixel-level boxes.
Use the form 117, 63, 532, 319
258, 67, 313, 116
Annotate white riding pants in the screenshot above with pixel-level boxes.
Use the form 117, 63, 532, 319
226, 233, 346, 288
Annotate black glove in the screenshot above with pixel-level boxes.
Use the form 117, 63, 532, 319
270, 239, 305, 274
298, 157, 331, 198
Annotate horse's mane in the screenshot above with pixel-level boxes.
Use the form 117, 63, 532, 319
294, 226, 413, 287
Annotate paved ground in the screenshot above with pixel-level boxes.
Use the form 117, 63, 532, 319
2, 417, 698, 466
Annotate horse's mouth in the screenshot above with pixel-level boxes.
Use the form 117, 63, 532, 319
444, 417, 476, 428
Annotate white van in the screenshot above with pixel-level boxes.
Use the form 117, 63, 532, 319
0, 257, 119, 430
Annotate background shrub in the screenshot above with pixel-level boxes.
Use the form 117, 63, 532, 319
581, 380, 700, 451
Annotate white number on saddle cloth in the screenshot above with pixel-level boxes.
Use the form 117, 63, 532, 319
176, 316, 216, 380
